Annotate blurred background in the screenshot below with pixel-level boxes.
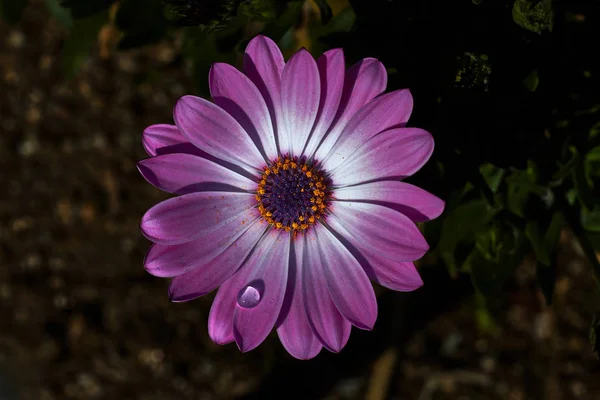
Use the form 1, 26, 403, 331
1, 0, 599, 399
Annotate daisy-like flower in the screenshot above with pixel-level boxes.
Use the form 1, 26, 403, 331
138, 35, 444, 359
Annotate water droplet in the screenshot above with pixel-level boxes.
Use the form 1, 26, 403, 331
269, 299, 274, 304
237, 285, 261, 309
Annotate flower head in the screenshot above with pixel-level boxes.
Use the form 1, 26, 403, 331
139, 35, 444, 359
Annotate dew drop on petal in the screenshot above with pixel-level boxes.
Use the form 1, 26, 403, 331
237, 285, 261, 309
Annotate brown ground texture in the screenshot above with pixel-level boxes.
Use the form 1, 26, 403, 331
1, 3, 600, 400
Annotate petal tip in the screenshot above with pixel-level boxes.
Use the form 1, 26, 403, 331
209, 329, 234, 345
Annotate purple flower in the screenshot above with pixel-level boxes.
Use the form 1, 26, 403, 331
138, 35, 444, 359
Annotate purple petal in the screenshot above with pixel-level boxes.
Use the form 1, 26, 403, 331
142, 124, 203, 157
301, 229, 352, 352
315, 226, 377, 330
173, 95, 265, 173
322, 89, 414, 171
328, 201, 429, 262
243, 35, 285, 151
210, 63, 278, 160
208, 280, 241, 345
144, 210, 260, 279
313, 58, 387, 161
329, 128, 434, 187
280, 49, 321, 155
323, 221, 424, 291
334, 181, 444, 222
276, 237, 323, 360
140, 192, 256, 245
364, 259, 423, 292
302, 49, 345, 158
138, 153, 256, 195
233, 230, 291, 352
168, 219, 267, 301
208, 233, 276, 345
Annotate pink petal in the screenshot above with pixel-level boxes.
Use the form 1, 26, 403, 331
300, 229, 352, 352
173, 95, 265, 173
209, 63, 278, 160
276, 238, 323, 360
280, 49, 321, 156
140, 192, 256, 245
315, 226, 377, 330
334, 181, 444, 222
302, 49, 345, 158
208, 282, 240, 345
322, 89, 414, 171
144, 210, 260, 279
313, 58, 387, 161
233, 230, 291, 352
243, 35, 285, 152
168, 219, 267, 301
208, 232, 277, 345
323, 221, 424, 292
328, 201, 429, 262
364, 259, 423, 292
137, 153, 256, 195
142, 124, 202, 157
329, 128, 434, 187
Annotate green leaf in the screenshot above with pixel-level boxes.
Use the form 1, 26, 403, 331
313, 0, 332, 24
545, 211, 566, 249
480, 163, 505, 194
470, 246, 513, 296
317, 5, 356, 37
526, 221, 551, 266
573, 161, 596, 210
470, 222, 525, 296
45, 0, 73, 28
512, 0, 553, 34
260, 1, 303, 47
587, 146, 600, 163
523, 69, 539, 91
553, 150, 581, 181
0, 0, 28, 24
582, 206, 600, 233
61, 11, 108, 78
506, 165, 546, 217
438, 200, 497, 274
535, 211, 565, 304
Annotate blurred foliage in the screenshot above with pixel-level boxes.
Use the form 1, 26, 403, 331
3, 0, 599, 348
513, 0, 553, 34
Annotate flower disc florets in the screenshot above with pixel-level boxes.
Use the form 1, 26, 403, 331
255, 156, 329, 232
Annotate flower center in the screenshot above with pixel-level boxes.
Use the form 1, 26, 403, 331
255, 156, 330, 232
